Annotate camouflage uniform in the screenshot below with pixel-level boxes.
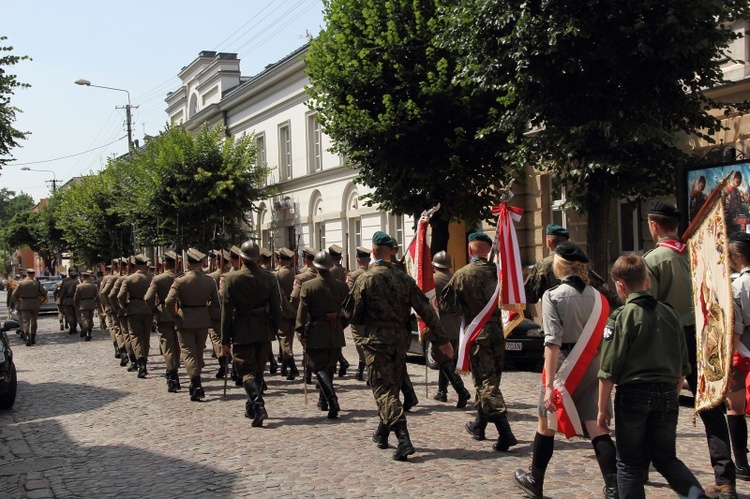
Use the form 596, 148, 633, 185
524, 253, 557, 305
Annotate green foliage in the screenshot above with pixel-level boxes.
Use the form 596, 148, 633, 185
0, 187, 32, 223
0, 36, 31, 167
306, 0, 524, 223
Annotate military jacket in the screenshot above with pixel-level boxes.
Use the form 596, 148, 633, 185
346, 266, 367, 291
644, 237, 694, 327
524, 253, 557, 305
60, 276, 80, 307
206, 268, 226, 322
434, 267, 461, 340
98, 275, 112, 311
291, 267, 318, 309
54, 281, 63, 304
11, 277, 46, 311
599, 290, 690, 385
144, 270, 176, 324
118, 270, 154, 316
295, 273, 349, 349
349, 260, 446, 345
108, 275, 129, 316
330, 263, 347, 283
74, 281, 100, 310
275, 266, 296, 320
165, 270, 219, 329
221, 264, 281, 345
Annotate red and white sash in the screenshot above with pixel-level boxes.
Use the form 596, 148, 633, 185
657, 238, 687, 254
542, 290, 610, 438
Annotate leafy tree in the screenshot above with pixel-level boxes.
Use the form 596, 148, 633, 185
0, 36, 30, 168
0, 187, 32, 223
305, 0, 523, 250
444, 0, 750, 274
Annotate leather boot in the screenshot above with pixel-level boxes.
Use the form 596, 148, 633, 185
355, 362, 365, 381
287, 359, 299, 381
305, 368, 313, 385
465, 412, 488, 440
338, 352, 350, 377
127, 354, 138, 371
79, 326, 86, 337
492, 413, 518, 451
30, 333, 36, 345
280, 357, 289, 377
269, 354, 278, 375
113, 342, 121, 358
215, 356, 227, 379
189, 376, 205, 401
401, 372, 418, 411
513, 466, 544, 499
60, 319, 64, 331
316, 369, 340, 419
372, 422, 389, 449
119, 349, 129, 367
434, 369, 448, 402
603, 473, 618, 499
85, 329, 92, 341
243, 378, 267, 427
166, 370, 177, 392
445, 366, 472, 409
317, 391, 329, 411
392, 422, 415, 461
137, 357, 148, 379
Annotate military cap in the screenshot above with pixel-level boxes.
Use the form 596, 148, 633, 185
468, 232, 493, 245
186, 248, 206, 263
355, 246, 371, 258
119, 257, 129, 264
302, 247, 318, 259
648, 200, 681, 219
372, 231, 394, 247
229, 245, 242, 259
208, 249, 220, 260
278, 247, 295, 260
328, 244, 343, 257
260, 248, 273, 259
82, 270, 92, 277
546, 224, 570, 238
163, 250, 177, 262
26, 268, 36, 274
221, 249, 231, 260
730, 231, 750, 246
105, 264, 112, 270
133, 254, 149, 265
69, 268, 78, 276
555, 241, 589, 263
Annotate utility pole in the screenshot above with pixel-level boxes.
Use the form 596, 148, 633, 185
116, 103, 135, 152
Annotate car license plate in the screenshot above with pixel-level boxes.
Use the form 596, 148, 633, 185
506, 342, 522, 351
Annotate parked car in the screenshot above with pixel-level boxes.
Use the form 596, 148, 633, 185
0, 320, 20, 409
38, 279, 60, 314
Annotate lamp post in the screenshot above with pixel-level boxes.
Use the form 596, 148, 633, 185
74, 79, 134, 152
20, 167, 59, 193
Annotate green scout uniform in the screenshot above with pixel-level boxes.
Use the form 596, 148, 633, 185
349, 260, 446, 428
118, 268, 155, 363
144, 269, 180, 372
440, 257, 508, 419
221, 263, 281, 383
11, 276, 46, 342
644, 237, 695, 328
74, 278, 100, 336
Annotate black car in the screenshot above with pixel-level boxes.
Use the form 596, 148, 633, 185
0, 320, 20, 409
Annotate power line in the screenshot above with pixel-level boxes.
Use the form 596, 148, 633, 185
5, 136, 127, 167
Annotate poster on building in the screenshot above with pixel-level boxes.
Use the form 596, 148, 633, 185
687, 160, 750, 232
687, 196, 734, 412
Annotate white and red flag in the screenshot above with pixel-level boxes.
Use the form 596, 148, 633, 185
456, 199, 526, 372
405, 204, 440, 336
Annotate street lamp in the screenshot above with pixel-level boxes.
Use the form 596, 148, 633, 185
20, 167, 59, 193
74, 79, 134, 152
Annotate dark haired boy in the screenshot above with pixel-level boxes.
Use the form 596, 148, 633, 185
597, 254, 705, 499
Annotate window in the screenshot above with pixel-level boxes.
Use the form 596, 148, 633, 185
189, 94, 198, 118
390, 215, 405, 256
618, 200, 643, 253
354, 220, 362, 248
278, 123, 292, 181
307, 113, 322, 173
255, 134, 266, 185
317, 223, 326, 251
550, 181, 567, 228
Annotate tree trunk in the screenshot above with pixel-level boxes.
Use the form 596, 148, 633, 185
585, 190, 611, 282
429, 215, 450, 256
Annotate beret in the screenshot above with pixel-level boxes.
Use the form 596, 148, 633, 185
328, 244, 343, 256
546, 224, 569, 238
278, 247, 295, 260
355, 246, 371, 257
186, 248, 206, 263
302, 247, 318, 259
730, 231, 750, 246
133, 254, 149, 265
260, 248, 273, 259
555, 241, 589, 263
648, 200, 680, 219
229, 245, 242, 258
372, 231, 394, 247
468, 232, 493, 245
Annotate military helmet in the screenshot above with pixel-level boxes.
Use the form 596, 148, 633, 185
313, 250, 333, 270
239, 240, 261, 261
432, 251, 451, 269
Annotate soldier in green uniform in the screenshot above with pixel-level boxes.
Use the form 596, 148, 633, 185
10, 268, 47, 346
259, 248, 274, 271
275, 247, 299, 380
74, 270, 100, 341
145, 251, 182, 392
347, 231, 453, 461
292, 248, 319, 384
207, 249, 231, 379
430, 251, 471, 408
166, 248, 219, 401
440, 233, 518, 452
328, 244, 350, 377
54, 273, 66, 331
524, 224, 569, 305
96, 269, 107, 331
110, 258, 137, 370
118, 254, 155, 378
60, 268, 80, 336
221, 240, 281, 426
98, 265, 117, 356
346, 246, 371, 381
295, 250, 350, 419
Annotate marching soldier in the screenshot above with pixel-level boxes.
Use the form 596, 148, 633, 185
439, 232, 518, 452
60, 268, 80, 336
292, 248, 318, 383
110, 258, 137, 371
94, 270, 106, 330
260, 248, 274, 271
346, 246, 371, 381
346, 231, 453, 461
221, 240, 281, 426
329, 244, 350, 377
430, 251, 471, 408
101, 260, 127, 365
10, 268, 47, 346
276, 247, 299, 380
54, 273, 66, 331
165, 248, 219, 402
524, 224, 569, 305
98, 266, 112, 340
118, 254, 155, 378
208, 250, 231, 379
295, 250, 350, 419
74, 270, 100, 341
145, 251, 182, 392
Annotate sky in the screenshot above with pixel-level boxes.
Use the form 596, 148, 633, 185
0, 0, 325, 203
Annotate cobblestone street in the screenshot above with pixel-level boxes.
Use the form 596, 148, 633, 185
0, 291, 746, 498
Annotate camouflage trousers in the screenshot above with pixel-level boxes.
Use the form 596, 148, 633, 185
362, 341, 407, 428
469, 329, 508, 420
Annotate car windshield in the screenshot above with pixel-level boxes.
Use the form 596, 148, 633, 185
41, 281, 57, 291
